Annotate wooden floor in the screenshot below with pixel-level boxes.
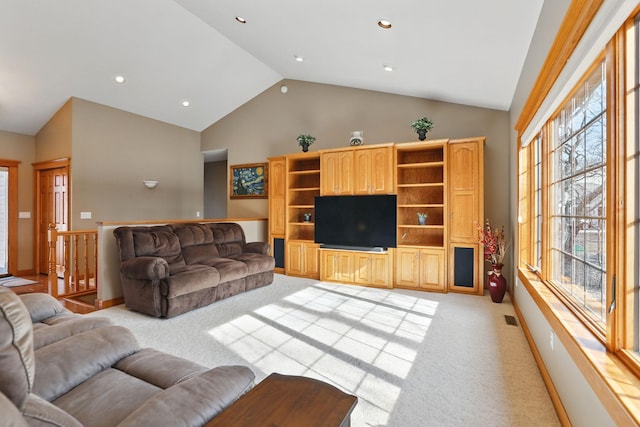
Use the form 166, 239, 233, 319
8, 274, 98, 314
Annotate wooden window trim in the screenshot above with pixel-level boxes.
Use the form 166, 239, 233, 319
515, 0, 604, 136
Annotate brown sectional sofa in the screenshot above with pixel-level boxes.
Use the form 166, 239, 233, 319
113, 222, 275, 318
0, 287, 255, 426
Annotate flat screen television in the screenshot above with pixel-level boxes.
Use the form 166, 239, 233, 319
314, 194, 397, 250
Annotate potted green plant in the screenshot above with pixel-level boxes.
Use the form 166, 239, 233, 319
297, 134, 316, 152
417, 212, 428, 225
411, 117, 434, 141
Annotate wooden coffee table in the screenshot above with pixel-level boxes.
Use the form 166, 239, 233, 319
205, 373, 358, 427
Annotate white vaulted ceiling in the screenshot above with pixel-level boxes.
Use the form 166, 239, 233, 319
0, 0, 544, 135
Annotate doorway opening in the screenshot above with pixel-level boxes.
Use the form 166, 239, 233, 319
202, 149, 228, 218
0, 167, 8, 276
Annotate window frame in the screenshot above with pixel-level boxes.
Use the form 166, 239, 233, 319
516, 3, 640, 421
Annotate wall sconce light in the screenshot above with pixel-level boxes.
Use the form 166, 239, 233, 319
143, 180, 159, 189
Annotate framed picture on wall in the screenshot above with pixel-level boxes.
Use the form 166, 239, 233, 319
230, 162, 268, 199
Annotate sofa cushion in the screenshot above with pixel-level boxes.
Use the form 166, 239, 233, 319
34, 325, 141, 401
133, 229, 186, 266
116, 365, 255, 427
114, 348, 208, 388
52, 368, 162, 427
0, 287, 34, 409
208, 223, 246, 257
228, 253, 276, 275
32, 316, 113, 351
203, 258, 248, 283
162, 265, 221, 298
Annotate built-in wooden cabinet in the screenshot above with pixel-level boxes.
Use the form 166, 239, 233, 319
321, 150, 353, 195
269, 137, 484, 295
268, 156, 286, 273
320, 249, 392, 288
281, 153, 321, 278
395, 247, 445, 291
447, 138, 484, 294
268, 157, 286, 236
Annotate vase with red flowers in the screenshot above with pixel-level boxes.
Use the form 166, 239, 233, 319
477, 219, 508, 303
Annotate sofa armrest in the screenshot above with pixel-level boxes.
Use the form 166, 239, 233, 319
242, 242, 270, 255
18, 293, 71, 323
116, 365, 255, 427
120, 257, 169, 280
21, 393, 83, 427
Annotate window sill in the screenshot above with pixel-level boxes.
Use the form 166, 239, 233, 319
517, 268, 640, 426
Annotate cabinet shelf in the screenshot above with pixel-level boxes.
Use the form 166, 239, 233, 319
397, 182, 443, 188
290, 222, 314, 226
398, 203, 444, 208
289, 186, 320, 192
289, 205, 314, 208
398, 224, 444, 229
289, 169, 320, 175
397, 161, 444, 169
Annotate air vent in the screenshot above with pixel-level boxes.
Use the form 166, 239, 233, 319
504, 315, 518, 326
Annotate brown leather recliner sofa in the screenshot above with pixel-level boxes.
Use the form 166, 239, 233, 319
0, 287, 255, 426
113, 222, 275, 318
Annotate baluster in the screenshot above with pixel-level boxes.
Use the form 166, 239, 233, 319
83, 234, 90, 291
64, 235, 71, 293
73, 234, 80, 292
47, 224, 58, 298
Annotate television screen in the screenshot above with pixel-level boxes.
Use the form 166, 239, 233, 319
314, 194, 397, 250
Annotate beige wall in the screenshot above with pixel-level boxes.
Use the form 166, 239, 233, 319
35, 99, 72, 162
69, 98, 204, 226
0, 130, 35, 271
202, 79, 511, 258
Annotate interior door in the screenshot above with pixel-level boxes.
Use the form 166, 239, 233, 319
36, 163, 69, 275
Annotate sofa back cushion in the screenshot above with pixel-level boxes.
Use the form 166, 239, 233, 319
0, 287, 34, 409
114, 226, 185, 266
172, 223, 220, 264
207, 223, 246, 257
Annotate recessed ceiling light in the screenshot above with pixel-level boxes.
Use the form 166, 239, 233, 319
378, 19, 392, 29
181, 100, 191, 108
235, 16, 247, 24
114, 75, 125, 84
294, 55, 304, 62
383, 65, 393, 72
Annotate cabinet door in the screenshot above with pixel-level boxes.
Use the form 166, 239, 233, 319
395, 247, 421, 288
354, 150, 372, 194
304, 243, 320, 278
449, 141, 480, 242
354, 147, 392, 194
334, 252, 354, 282
286, 242, 304, 276
269, 158, 286, 235
420, 248, 445, 291
320, 250, 336, 281
368, 147, 393, 194
321, 151, 354, 195
287, 242, 319, 278
368, 253, 392, 287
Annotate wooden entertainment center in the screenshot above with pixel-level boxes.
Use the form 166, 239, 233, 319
268, 137, 484, 295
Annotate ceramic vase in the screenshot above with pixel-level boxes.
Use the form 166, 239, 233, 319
487, 263, 507, 303
417, 129, 427, 141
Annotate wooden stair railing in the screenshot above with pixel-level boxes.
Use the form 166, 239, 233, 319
47, 224, 98, 300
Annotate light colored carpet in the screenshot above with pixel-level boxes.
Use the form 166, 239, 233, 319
0, 276, 38, 287
89, 274, 560, 427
